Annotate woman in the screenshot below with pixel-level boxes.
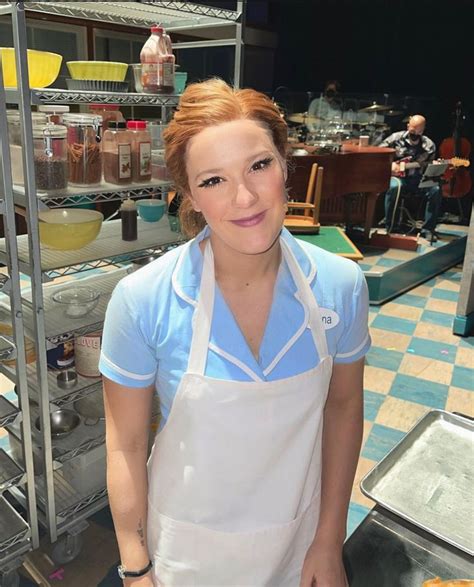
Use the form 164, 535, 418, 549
100, 79, 370, 587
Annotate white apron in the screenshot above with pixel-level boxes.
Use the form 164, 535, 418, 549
147, 237, 333, 587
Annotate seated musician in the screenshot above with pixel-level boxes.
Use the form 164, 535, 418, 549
379, 114, 442, 241
308, 80, 343, 131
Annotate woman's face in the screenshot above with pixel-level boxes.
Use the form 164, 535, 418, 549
185, 119, 287, 257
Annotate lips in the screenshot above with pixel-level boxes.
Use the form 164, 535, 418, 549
230, 210, 266, 227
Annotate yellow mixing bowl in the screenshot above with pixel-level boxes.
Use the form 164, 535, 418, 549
0, 48, 62, 88
66, 61, 128, 82
38, 209, 103, 250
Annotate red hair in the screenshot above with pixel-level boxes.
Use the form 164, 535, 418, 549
164, 78, 288, 237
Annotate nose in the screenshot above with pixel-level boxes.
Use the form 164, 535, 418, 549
233, 181, 258, 208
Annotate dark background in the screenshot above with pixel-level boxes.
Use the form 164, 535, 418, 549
201, 0, 473, 145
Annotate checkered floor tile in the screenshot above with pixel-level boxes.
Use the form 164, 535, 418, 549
350, 259, 474, 537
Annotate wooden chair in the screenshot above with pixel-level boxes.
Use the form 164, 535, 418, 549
284, 163, 324, 234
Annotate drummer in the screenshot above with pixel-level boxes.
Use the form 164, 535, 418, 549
308, 80, 343, 131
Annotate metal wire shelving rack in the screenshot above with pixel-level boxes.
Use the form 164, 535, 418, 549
0, 0, 244, 581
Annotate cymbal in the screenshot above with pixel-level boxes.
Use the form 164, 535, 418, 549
359, 103, 393, 113
384, 109, 404, 117
287, 113, 322, 124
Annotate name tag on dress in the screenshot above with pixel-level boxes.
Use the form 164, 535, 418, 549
319, 308, 340, 329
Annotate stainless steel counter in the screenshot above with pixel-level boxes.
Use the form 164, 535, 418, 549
343, 507, 474, 586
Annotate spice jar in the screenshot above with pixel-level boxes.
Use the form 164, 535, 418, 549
120, 198, 137, 241
103, 122, 132, 185
126, 120, 152, 182
38, 105, 70, 125
33, 123, 68, 191
7, 110, 48, 185
88, 104, 124, 131
63, 113, 102, 186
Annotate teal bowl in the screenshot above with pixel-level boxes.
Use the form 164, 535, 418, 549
174, 71, 188, 94
136, 199, 166, 222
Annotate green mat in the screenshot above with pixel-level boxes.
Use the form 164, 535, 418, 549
296, 227, 362, 258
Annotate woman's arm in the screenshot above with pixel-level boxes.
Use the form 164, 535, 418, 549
300, 358, 365, 587
103, 377, 155, 585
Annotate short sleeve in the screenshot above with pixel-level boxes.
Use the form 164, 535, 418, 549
99, 280, 157, 387
334, 266, 371, 363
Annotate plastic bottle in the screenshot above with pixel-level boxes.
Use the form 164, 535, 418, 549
140, 24, 175, 94
103, 122, 132, 185
127, 120, 152, 182
120, 198, 137, 241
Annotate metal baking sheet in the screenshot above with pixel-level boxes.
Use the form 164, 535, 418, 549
361, 410, 474, 555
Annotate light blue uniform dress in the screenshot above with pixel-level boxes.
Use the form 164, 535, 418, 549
99, 226, 371, 426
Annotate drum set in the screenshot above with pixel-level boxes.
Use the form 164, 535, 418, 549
287, 103, 400, 152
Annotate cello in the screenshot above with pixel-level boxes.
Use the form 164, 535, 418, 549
439, 102, 472, 198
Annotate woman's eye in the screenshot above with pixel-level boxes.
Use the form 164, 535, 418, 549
251, 157, 274, 172
198, 176, 222, 188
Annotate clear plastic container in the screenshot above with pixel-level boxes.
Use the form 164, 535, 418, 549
88, 104, 124, 131
127, 120, 152, 182
38, 105, 70, 125
149, 121, 168, 149
102, 122, 132, 185
63, 113, 102, 186
7, 110, 48, 185
151, 149, 171, 181
140, 25, 175, 94
33, 123, 68, 191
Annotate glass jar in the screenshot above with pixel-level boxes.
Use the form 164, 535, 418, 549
7, 111, 48, 185
38, 105, 70, 125
63, 113, 102, 186
151, 149, 170, 181
33, 124, 68, 191
88, 104, 124, 131
126, 120, 152, 182
102, 122, 132, 185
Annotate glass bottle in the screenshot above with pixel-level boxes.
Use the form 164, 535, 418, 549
63, 113, 102, 186
102, 122, 132, 185
88, 104, 124, 131
120, 198, 137, 241
33, 123, 68, 191
127, 120, 152, 182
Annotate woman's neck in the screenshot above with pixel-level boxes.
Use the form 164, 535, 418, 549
204, 233, 281, 291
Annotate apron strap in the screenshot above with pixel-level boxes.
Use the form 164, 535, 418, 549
281, 239, 329, 360
187, 241, 215, 375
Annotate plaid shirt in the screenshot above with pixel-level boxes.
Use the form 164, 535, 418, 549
380, 130, 436, 179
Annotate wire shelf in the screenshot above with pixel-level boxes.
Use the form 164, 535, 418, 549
22, 268, 128, 343
5, 88, 181, 106
13, 181, 172, 209
35, 472, 108, 521
26, 365, 102, 408
0, 496, 30, 555
0, 449, 25, 493
0, 336, 15, 363
23, 1, 240, 29
0, 217, 185, 279
0, 396, 19, 428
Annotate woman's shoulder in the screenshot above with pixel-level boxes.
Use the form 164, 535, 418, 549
114, 241, 189, 305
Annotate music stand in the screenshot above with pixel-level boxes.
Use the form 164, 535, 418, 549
418, 162, 448, 189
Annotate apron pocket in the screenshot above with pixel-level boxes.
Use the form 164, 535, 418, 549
147, 493, 320, 587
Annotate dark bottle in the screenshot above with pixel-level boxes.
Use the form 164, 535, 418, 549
120, 198, 137, 241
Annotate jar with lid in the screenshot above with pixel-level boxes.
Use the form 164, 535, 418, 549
103, 122, 132, 185
7, 110, 48, 185
38, 105, 70, 125
63, 113, 102, 186
88, 104, 124, 131
33, 123, 68, 191
126, 120, 152, 182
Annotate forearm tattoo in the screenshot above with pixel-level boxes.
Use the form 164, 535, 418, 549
137, 518, 145, 547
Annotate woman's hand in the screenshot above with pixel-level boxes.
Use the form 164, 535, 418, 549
299, 540, 348, 587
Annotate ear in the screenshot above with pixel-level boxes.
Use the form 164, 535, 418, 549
186, 190, 202, 213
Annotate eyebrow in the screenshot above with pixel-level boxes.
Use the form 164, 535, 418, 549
193, 150, 273, 182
